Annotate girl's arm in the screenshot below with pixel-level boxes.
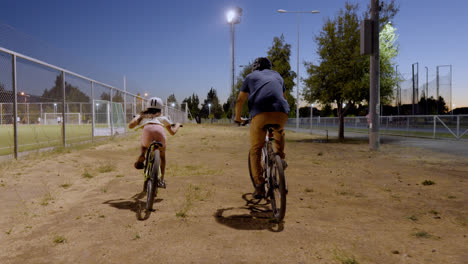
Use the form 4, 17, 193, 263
128, 115, 142, 129
165, 123, 181, 135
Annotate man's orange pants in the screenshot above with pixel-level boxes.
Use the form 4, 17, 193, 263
249, 112, 288, 185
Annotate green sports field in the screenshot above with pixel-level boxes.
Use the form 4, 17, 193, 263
0, 124, 96, 156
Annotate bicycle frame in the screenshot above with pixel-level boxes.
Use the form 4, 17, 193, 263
263, 128, 276, 192
144, 141, 162, 180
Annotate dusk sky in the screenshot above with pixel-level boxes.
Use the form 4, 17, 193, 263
1, 0, 467, 107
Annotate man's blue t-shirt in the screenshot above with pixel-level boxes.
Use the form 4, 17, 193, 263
240, 69, 290, 118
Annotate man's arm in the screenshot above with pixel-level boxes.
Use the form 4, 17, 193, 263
235, 91, 248, 123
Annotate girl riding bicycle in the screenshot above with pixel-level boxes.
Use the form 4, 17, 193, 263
128, 97, 182, 188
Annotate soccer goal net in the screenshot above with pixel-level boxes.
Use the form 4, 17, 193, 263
93, 100, 125, 136
43, 113, 81, 125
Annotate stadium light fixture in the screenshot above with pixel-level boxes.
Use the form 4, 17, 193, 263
171, 103, 175, 107
226, 10, 236, 23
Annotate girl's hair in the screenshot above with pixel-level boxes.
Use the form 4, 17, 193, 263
140, 108, 161, 118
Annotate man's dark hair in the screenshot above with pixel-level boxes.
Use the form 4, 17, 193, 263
252, 57, 272, 71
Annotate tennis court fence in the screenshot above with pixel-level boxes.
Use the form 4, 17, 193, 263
0, 46, 187, 159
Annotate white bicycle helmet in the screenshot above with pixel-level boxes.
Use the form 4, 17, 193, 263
146, 97, 164, 110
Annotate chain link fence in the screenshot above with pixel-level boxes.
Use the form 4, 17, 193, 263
0, 47, 187, 159
286, 115, 468, 140
395, 64, 452, 115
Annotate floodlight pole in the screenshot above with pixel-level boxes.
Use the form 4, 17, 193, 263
369, 0, 380, 150
230, 22, 235, 122
277, 9, 320, 132
425, 66, 428, 114
228, 8, 241, 123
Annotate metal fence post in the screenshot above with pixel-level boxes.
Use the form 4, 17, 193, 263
406, 117, 409, 134
0, 103, 3, 125
457, 115, 460, 138
12, 55, 18, 159
91, 81, 95, 142
27, 104, 29, 124
185, 102, 188, 123
433, 115, 436, 139
123, 75, 127, 134
110, 88, 113, 136
62, 71, 66, 147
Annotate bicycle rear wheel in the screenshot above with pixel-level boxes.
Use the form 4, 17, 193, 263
146, 149, 160, 211
269, 154, 287, 221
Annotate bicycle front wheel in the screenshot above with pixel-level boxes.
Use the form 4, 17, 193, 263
270, 155, 287, 221
146, 149, 160, 211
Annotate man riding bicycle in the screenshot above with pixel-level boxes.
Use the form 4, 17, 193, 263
235, 57, 290, 199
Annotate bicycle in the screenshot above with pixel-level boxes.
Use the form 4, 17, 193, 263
238, 120, 288, 221
143, 140, 163, 212
142, 124, 182, 212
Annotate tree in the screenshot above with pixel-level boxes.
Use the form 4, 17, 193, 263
182, 93, 201, 120
0, 83, 13, 103
226, 63, 253, 119
42, 75, 91, 113
303, 1, 399, 141
200, 88, 223, 119
267, 35, 297, 117
100, 92, 110, 101
167, 93, 178, 108
112, 91, 124, 103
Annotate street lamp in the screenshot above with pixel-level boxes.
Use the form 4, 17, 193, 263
278, 9, 320, 132
54, 103, 57, 114
144, 92, 148, 97
227, 7, 242, 122
208, 103, 211, 116
171, 103, 175, 108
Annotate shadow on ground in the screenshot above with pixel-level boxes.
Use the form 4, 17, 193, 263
214, 193, 284, 232
103, 192, 163, 221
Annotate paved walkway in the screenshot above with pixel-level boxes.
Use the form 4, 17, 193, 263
289, 127, 468, 157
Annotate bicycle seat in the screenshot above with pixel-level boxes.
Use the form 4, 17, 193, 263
263, 124, 281, 130
151, 141, 164, 148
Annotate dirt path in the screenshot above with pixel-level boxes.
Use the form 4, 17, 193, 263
0, 124, 467, 264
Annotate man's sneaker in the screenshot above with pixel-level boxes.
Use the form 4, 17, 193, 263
253, 184, 265, 199
134, 156, 145, 170
158, 179, 166, 189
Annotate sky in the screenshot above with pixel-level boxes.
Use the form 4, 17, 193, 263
0, 0, 467, 108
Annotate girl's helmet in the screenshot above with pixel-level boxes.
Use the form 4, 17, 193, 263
146, 97, 164, 110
